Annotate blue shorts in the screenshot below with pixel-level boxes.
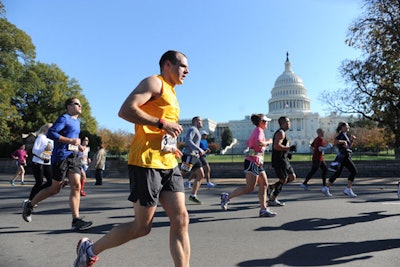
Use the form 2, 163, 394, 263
128, 165, 184, 207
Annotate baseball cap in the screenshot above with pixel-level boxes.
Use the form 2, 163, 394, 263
262, 115, 271, 122
200, 130, 209, 135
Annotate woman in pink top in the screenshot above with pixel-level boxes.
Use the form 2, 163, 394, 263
220, 114, 276, 217
11, 144, 28, 186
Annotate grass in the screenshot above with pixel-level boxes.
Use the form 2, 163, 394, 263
205, 152, 396, 163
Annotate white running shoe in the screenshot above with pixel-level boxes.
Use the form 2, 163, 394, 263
220, 192, 230, 210
267, 199, 285, 206
73, 237, 98, 267
343, 187, 357, 198
321, 186, 332, 197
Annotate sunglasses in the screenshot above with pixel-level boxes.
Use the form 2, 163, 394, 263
71, 102, 82, 107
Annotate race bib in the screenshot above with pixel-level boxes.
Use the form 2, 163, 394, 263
161, 134, 177, 152
40, 151, 52, 160
181, 162, 193, 172
68, 144, 79, 151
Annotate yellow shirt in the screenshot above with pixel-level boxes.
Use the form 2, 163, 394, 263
128, 75, 180, 169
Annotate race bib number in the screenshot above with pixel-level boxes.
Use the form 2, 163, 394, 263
181, 162, 193, 172
40, 151, 52, 160
68, 144, 79, 151
161, 134, 177, 152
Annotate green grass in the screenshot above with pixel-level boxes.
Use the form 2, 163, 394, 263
205, 152, 396, 163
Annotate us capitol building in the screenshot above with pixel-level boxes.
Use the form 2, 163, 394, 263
179, 53, 344, 154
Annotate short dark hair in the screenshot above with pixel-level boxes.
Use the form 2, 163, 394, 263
191, 116, 201, 125
278, 116, 289, 126
159, 50, 186, 72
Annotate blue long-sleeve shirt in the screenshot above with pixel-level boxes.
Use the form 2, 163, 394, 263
47, 113, 80, 163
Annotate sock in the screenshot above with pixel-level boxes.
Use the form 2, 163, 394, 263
81, 179, 85, 191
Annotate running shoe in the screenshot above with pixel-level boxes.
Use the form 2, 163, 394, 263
267, 199, 285, 207
22, 199, 33, 222
220, 192, 230, 210
80, 191, 87, 197
321, 186, 332, 197
72, 217, 93, 231
184, 180, 192, 189
207, 182, 216, 188
343, 187, 357, 198
188, 195, 202, 204
21, 181, 26, 185
73, 237, 98, 267
10, 180, 15, 186
259, 209, 277, 217
300, 183, 309, 191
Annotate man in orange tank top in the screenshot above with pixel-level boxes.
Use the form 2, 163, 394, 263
74, 50, 190, 267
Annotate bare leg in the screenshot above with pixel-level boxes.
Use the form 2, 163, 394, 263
68, 172, 82, 219
30, 179, 62, 206
190, 168, 204, 196
257, 172, 268, 210
160, 191, 190, 267
92, 203, 157, 255
228, 172, 257, 200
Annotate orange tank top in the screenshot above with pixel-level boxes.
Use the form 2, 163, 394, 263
128, 75, 180, 169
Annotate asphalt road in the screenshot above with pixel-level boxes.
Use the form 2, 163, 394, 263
1, 174, 400, 267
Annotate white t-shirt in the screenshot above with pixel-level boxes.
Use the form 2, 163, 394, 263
32, 134, 54, 165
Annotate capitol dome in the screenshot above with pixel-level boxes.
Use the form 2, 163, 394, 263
268, 53, 311, 114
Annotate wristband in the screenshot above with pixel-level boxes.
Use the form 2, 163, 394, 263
157, 118, 165, 129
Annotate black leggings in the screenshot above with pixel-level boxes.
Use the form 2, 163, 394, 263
29, 163, 52, 200
304, 160, 328, 186
329, 156, 358, 184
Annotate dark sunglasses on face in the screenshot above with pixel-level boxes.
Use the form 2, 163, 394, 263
71, 102, 82, 107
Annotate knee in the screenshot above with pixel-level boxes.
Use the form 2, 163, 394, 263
136, 224, 152, 237
244, 185, 256, 194
287, 174, 296, 183
170, 210, 190, 231
50, 186, 61, 194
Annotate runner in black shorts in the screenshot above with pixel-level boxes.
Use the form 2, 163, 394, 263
269, 116, 297, 207
128, 165, 184, 206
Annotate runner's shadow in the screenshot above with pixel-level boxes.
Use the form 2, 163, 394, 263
237, 239, 400, 266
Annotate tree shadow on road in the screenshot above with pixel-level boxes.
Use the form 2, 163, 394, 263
237, 238, 400, 266
255, 211, 400, 231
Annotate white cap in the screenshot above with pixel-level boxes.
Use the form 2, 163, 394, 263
262, 115, 271, 122
200, 130, 209, 135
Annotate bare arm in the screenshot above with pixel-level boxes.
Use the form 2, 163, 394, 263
273, 131, 290, 152
118, 76, 183, 138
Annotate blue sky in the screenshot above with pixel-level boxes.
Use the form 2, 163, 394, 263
4, 0, 363, 132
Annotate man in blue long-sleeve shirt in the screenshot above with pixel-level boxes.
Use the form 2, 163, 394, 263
22, 97, 92, 230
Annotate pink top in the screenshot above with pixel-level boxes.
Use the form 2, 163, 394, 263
245, 126, 265, 164
11, 149, 28, 164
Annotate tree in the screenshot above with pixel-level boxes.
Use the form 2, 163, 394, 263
0, 3, 98, 155
221, 128, 233, 149
97, 127, 133, 155
321, 0, 400, 157
0, 16, 36, 143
